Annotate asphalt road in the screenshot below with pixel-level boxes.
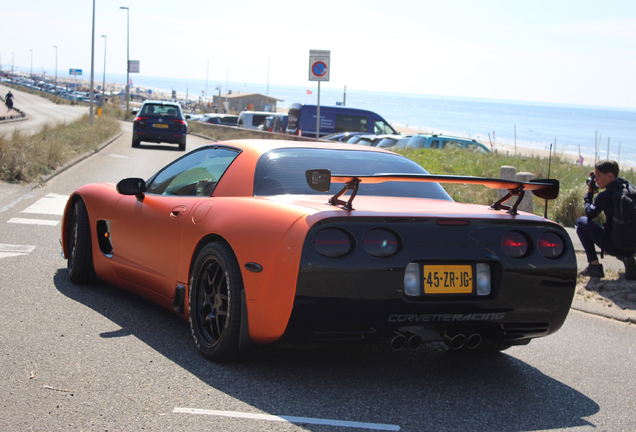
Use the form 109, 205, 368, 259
0, 83, 89, 135
0, 123, 635, 431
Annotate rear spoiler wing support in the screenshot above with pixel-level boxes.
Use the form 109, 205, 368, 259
305, 170, 560, 216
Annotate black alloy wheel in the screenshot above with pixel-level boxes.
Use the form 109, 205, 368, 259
67, 199, 97, 284
189, 242, 243, 362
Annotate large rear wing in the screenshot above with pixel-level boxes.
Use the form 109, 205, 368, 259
305, 169, 559, 215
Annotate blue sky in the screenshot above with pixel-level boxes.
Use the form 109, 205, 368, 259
2, 0, 635, 108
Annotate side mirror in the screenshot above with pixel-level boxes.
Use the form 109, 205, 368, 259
305, 169, 331, 192
185, 114, 191, 120
117, 178, 146, 196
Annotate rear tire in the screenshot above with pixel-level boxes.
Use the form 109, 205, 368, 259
132, 138, 140, 147
67, 199, 97, 284
189, 242, 244, 362
179, 139, 186, 151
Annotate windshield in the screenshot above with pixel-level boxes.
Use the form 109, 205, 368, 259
254, 148, 452, 200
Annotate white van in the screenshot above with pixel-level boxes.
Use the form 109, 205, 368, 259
237, 111, 275, 130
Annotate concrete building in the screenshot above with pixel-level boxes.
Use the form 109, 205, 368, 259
212, 92, 283, 113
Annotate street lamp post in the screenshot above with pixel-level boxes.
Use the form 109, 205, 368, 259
29, 49, 33, 77
53, 46, 58, 93
89, 0, 96, 126
120, 6, 130, 118
101, 35, 107, 96
11, 52, 14, 74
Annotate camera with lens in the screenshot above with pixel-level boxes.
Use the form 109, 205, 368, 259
586, 173, 598, 193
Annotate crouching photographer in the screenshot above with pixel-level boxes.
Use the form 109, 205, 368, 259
576, 160, 636, 279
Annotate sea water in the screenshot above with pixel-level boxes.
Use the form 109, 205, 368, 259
107, 73, 636, 168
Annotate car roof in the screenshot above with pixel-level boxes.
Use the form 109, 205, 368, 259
143, 100, 181, 107
415, 133, 478, 142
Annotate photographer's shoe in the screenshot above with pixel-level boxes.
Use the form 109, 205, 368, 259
580, 263, 605, 278
623, 255, 636, 280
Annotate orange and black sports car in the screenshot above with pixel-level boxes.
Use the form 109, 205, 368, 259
61, 140, 576, 361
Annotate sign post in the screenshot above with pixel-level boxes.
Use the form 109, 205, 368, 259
69, 69, 82, 99
308, 50, 330, 140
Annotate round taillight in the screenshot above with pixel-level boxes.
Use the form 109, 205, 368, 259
313, 228, 353, 258
538, 232, 565, 259
502, 231, 530, 258
362, 228, 400, 258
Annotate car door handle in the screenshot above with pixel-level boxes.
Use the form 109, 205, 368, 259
170, 206, 187, 218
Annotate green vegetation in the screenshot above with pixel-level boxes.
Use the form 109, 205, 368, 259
0, 111, 120, 183
396, 148, 636, 226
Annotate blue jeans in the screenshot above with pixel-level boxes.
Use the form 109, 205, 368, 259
575, 217, 603, 263
576, 216, 635, 262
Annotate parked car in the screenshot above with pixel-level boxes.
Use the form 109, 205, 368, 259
237, 111, 274, 130
198, 114, 239, 126
406, 134, 491, 153
321, 132, 368, 142
132, 101, 188, 151
286, 104, 397, 138
61, 140, 575, 362
375, 134, 412, 149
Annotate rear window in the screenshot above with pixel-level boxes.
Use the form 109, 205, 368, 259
141, 104, 181, 117
254, 148, 452, 200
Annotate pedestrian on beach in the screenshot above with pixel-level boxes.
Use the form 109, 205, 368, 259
5, 91, 14, 112
576, 160, 636, 279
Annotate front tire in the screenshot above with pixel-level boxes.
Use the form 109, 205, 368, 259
189, 242, 244, 362
67, 199, 97, 284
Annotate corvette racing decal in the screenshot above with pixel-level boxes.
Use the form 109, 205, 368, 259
389, 313, 506, 323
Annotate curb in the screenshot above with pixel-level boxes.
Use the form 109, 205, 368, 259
571, 300, 636, 324
0, 115, 28, 124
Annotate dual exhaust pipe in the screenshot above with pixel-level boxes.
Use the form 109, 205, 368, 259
443, 331, 482, 350
390, 331, 422, 351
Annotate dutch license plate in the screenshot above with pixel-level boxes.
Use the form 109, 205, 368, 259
423, 265, 473, 294
153, 123, 169, 129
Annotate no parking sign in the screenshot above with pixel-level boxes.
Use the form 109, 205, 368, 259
309, 50, 330, 81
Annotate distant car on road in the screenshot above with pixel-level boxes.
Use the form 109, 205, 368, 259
405, 134, 490, 153
132, 101, 188, 151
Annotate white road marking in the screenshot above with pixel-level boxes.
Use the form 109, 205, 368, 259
8, 218, 59, 226
173, 408, 401, 431
104, 154, 129, 158
0, 244, 36, 258
21, 193, 69, 215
